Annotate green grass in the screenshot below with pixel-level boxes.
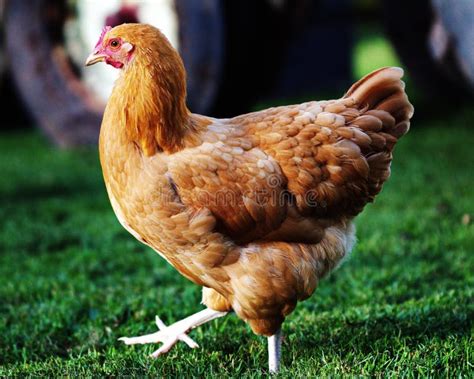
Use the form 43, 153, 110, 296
353, 28, 401, 77
1, 28, 473, 375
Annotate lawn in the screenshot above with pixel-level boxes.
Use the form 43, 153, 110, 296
1, 34, 473, 376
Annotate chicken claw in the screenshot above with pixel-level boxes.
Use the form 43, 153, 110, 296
119, 315, 198, 357
118, 308, 227, 358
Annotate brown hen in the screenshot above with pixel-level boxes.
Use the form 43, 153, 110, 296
85, 23, 414, 373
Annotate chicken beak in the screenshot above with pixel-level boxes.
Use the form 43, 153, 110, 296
85, 52, 107, 67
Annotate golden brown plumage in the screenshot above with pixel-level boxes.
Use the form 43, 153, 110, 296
86, 23, 413, 368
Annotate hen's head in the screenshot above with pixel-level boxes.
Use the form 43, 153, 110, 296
86, 24, 189, 155
85, 23, 179, 70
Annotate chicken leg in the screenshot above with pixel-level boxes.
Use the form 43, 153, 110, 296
268, 329, 282, 373
119, 308, 227, 357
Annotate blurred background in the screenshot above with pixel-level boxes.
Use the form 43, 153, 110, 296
0, 0, 472, 376
1, 0, 474, 143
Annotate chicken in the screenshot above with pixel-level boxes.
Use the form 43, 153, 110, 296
85, 24, 414, 373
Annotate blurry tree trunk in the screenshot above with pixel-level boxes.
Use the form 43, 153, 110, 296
5, 0, 103, 146
4, 0, 224, 146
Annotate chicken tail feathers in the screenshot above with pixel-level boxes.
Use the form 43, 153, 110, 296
337, 67, 414, 207
344, 67, 414, 139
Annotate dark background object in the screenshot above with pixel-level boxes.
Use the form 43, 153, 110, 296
211, 0, 353, 115
0, 0, 4, 85
3, 0, 353, 145
431, 0, 474, 91
4, 0, 474, 145
383, 0, 474, 100
176, 0, 224, 117
271, 0, 353, 101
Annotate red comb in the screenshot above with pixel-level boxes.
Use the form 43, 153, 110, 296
95, 26, 112, 49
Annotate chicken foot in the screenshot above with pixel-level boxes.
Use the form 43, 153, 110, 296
118, 308, 227, 358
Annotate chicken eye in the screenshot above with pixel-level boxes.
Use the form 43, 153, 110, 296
110, 39, 120, 48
